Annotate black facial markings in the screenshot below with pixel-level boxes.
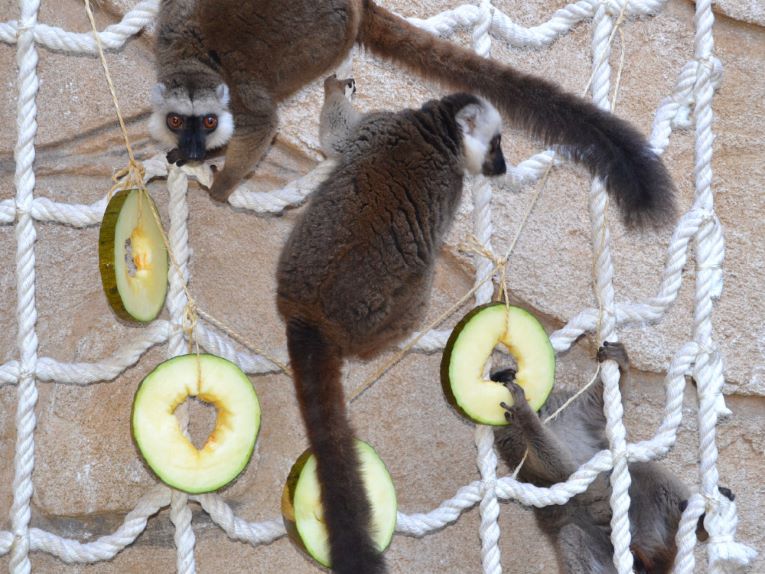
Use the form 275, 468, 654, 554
171, 115, 204, 162
482, 134, 506, 176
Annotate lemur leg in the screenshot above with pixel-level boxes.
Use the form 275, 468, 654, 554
498, 379, 578, 484
557, 523, 617, 574
209, 87, 278, 202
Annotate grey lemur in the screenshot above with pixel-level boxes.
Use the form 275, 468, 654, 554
319, 75, 360, 158
152, 0, 675, 228
493, 342, 729, 574
277, 80, 506, 573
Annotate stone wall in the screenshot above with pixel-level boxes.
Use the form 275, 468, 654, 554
0, 0, 762, 572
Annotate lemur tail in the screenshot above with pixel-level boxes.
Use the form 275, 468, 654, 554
286, 318, 387, 574
359, 0, 676, 229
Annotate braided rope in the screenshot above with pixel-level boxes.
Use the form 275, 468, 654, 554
0, 1, 757, 572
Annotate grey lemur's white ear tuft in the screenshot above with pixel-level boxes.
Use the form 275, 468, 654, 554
455, 103, 481, 138
216, 84, 230, 107
456, 100, 503, 175
151, 83, 167, 108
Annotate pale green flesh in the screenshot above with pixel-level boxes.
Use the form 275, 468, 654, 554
132, 354, 260, 493
112, 190, 168, 322
448, 305, 555, 425
293, 441, 397, 567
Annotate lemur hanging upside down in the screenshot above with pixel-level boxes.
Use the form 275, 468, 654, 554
493, 342, 732, 574
151, 0, 675, 229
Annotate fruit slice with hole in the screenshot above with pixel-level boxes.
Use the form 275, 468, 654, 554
132, 354, 260, 494
281, 440, 397, 568
99, 188, 168, 322
441, 303, 555, 425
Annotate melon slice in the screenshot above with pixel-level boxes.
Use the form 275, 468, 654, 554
99, 188, 168, 322
132, 354, 260, 493
441, 303, 555, 425
281, 440, 397, 568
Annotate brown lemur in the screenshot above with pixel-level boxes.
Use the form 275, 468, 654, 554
276, 78, 507, 573
152, 0, 676, 229
493, 342, 732, 574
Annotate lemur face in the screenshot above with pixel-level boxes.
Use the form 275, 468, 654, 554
455, 99, 506, 177
149, 83, 234, 162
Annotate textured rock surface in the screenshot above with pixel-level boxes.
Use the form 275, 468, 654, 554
0, 0, 762, 573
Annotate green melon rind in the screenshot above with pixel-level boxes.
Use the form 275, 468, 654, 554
98, 188, 168, 323
132, 354, 260, 494
440, 302, 555, 426
281, 440, 397, 568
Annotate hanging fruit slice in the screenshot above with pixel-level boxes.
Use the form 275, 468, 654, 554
281, 440, 397, 568
132, 354, 261, 493
441, 303, 555, 425
99, 188, 168, 322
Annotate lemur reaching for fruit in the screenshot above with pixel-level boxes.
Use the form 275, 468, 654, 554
493, 342, 730, 574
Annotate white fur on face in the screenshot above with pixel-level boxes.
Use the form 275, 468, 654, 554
456, 100, 502, 175
149, 83, 235, 150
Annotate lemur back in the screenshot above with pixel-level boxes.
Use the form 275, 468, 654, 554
276, 81, 506, 573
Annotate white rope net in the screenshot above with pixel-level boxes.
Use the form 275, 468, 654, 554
0, 0, 758, 573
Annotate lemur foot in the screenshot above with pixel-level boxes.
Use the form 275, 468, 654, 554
597, 341, 629, 371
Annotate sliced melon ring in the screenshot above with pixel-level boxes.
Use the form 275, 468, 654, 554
99, 188, 168, 323
281, 440, 397, 568
132, 354, 261, 494
441, 303, 555, 426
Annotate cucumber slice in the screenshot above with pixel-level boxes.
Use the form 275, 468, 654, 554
99, 188, 168, 322
132, 354, 260, 494
281, 440, 397, 568
441, 303, 555, 425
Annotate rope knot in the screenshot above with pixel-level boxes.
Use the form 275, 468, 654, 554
601, 0, 628, 17
480, 476, 497, 497
15, 19, 35, 37
705, 494, 758, 571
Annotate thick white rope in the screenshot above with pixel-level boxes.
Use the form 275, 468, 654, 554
0, 0, 757, 572
588, 4, 633, 572
470, 4, 502, 573
164, 165, 197, 574
9, 0, 41, 571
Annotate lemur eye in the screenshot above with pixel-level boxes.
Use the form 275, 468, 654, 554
203, 114, 218, 130
166, 113, 184, 130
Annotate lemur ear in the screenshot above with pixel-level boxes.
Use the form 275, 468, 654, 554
216, 84, 230, 107
151, 83, 167, 107
456, 103, 481, 137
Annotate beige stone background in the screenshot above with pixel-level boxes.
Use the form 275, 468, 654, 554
0, 0, 763, 572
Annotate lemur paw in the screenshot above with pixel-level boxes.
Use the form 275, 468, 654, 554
490, 367, 517, 385
597, 341, 629, 371
499, 381, 530, 422
166, 148, 187, 167
208, 171, 237, 203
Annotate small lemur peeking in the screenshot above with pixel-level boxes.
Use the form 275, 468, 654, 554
152, 0, 676, 227
277, 79, 507, 573
319, 75, 361, 158
493, 342, 731, 574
